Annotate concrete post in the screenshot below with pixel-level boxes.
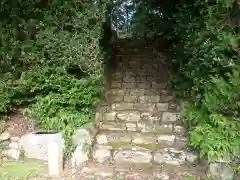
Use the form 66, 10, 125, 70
47, 141, 63, 176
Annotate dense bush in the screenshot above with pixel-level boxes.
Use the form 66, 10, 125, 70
172, 1, 240, 162
0, 0, 108, 155
131, 0, 240, 162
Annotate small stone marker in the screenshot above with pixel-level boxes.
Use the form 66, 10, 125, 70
47, 141, 63, 176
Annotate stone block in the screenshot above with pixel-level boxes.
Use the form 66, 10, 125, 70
162, 112, 180, 122
153, 148, 186, 165
124, 95, 138, 102
104, 112, 116, 121
134, 103, 155, 112
155, 124, 173, 134
208, 163, 234, 180
114, 150, 152, 164
140, 112, 161, 122
174, 125, 185, 135
108, 95, 123, 102
156, 103, 169, 111
93, 145, 112, 163
112, 103, 134, 111
116, 111, 141, 122
122, 82, 136, 89
157, 135, 175, 145
126, 123, 137, 131
128, 89, 145, 96
139, 96, 160, 103
101, 122, 126, 131
111, 81, 122, 88
97, 133, 132, 144
132, 134, 156, 144
138, 82, 151, 89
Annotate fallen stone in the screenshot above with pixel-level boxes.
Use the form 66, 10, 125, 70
93, 145, 111, 163
186, 152, 198, 163
208, 163, 234, 180
114, 150, 152, 164
7, 149, 20, 160
72, 128, 91, 146
9, 142, 19, 149
0, 131, 11, 142
96, 134, 108, 144
10, 137, 20, 142
153, 172, 169, 180
72, 143, 89, 166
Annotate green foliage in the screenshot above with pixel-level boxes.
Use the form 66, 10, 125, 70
0, 0, 107, 156
135, 0, 240, 162
172, 1, 240, 162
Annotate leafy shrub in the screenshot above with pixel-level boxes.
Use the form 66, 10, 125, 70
0, 0, 108, 155
132, 0, 240, 162
171, 1, 240, 161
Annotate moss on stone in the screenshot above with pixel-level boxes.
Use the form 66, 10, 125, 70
105, 141, 161, 150
144, 129, 172, 135
105, 141, 131, 149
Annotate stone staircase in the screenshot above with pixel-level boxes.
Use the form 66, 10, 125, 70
78, 40, 206, 179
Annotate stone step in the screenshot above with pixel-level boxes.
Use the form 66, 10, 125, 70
92, 143, 198, 166
103, 110, 180, 122
106, 88, 170, 96
79, 161, 156, 180
96, 131, 187, 149
78, 160, 205, 180
110, 103, 179, 112
99, 116, 183, 133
